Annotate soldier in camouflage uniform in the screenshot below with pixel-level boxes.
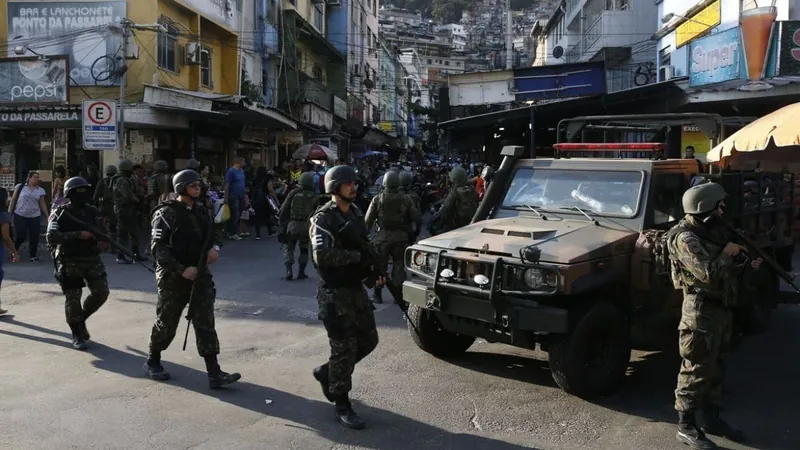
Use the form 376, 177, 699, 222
185, 158, 212, 209
47, 177, 110, 350
147, 160, 170, 212
144, 169, 241, 388
310, 165, 383, 430
399, 170, 421, 243
113, 159, 147, 264
93, 165, 118, 244
278, 172, 317, 280
365, 171, 421, 304
666, 182, 761, 449
432, 166, 479, 234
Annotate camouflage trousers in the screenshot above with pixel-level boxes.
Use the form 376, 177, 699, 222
284, 236, 309, 269
149, 273, 220, 357
375, 239, 408, 291
56, 256, 109, 325
675, 293, 733, 412
317, 284, 379, 396
116, 210, 141, 256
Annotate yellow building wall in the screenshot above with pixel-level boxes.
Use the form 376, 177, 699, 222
296, 41, 327, 86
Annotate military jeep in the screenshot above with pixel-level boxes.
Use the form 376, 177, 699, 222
402, 139, 794, 398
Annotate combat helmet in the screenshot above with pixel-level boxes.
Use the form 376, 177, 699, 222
105, 165, 117, 176
186, 158, 201, 171
173, 169, 202, 195
450, 166, 467, 184
325, 165, 358, 194
63, 177, 91, 199
399, 171, 413, 188
118, 159, 133, 173
299, 171, 315, 190
682, 182, 727, 215
153, 160, 168, 173
383, 171, 400, 190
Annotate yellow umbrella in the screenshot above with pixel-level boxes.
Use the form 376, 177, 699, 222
707, 102, 800, 169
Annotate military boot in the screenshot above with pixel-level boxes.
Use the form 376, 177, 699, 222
68, 324, 88, 351
143, 354, 170, 381
116, 252, 132, 264
0, 297, 7, 315
334, 396, 366, 430
205, 355, 241, 389
133, 253, 149, 262
371, 288, 383, 304
285, 265, 294, 281
701, 408, 747, 443
313, 364, 335, 402
77, 321, 91, 341
297, 265, 308, 280
677, 411, 717, 449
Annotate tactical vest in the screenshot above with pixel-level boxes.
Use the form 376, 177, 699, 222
155, 201, 212, 268
52, 204, 101, 258
290, 190, 317, 221
313, 205, 366, 288
666, 220, 733, 302
453, 185, 479, 227
377, 191, 409, 230
101, 177, 115, 211
113, 175, 136, 207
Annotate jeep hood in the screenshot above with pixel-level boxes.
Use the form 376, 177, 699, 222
418, 217, 637, 264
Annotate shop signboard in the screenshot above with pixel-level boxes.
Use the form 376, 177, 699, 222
0, 109, 78, 124
0, 56, 68, 105
333, 96, 347, 119
777, 21, 800, 76
7, 2, 126, 86
82, 99, 118, 150
676, 0, 721, 48
689, 27, 743, 87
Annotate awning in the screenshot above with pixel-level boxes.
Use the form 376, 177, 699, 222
215, 100, 297, 130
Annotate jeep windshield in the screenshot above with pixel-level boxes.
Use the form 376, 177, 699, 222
502, 168, 644, 218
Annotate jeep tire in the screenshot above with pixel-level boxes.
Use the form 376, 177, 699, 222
548, 303, 631, 399
407, 304, 476, 357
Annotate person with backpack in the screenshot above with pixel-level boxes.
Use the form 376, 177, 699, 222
93, 165, 118, 245
278, 172, 317, 280
430, 166, 478, 234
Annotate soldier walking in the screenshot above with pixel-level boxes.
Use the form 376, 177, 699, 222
147, 160, 170, 212
398, 170, 421, 243
92, 165, 118, 245
46, 177, 110, 350
310, 165, 383, 429
365, 171, 421, 304
666, 182, 761, 449
278, 172, 317, 280
144, 170, 240, 389
113, 160, 147, 264
432, 166, 479, 234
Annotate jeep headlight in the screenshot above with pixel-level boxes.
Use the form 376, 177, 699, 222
523, 268, 559, 289
408, 250, 437, 276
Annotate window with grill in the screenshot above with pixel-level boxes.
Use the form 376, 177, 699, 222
200, 47, 212, 87
313, 3, 324, 31
157, 18, 179, 72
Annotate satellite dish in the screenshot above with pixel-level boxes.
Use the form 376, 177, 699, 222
553, 46, 564, 59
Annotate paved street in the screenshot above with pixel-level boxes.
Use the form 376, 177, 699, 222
0, 238, 798, 450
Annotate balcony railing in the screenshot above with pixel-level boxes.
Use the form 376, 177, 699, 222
299, 74, 331, 110
582, 16, 602, 54
566, 42, 581, 64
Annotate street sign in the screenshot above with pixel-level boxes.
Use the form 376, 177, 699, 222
82, 100, 118, 150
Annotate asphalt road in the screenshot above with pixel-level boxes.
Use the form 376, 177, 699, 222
0, 237, 798, 450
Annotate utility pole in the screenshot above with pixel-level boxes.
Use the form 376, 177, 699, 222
505, 0, 513, 70
118, 20, 129, 161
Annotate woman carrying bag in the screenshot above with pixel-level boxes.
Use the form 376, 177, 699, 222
9, 171, 49, 262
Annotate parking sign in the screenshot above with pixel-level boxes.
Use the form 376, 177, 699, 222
82, 100, 118, 150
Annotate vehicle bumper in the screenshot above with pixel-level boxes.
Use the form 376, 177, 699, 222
403, 279, 569, 333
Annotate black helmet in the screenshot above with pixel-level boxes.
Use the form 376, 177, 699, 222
64, 177, 91, 199
299, 171, 315, 190
153, 160, 168, 172
399, 171, 413, 187
105, 165, 117, 176
186, 159, 200, 170
325, 165, 358, 194
173, 169, 202, 195
383, 171, 400, 189
118, 159, 133, 172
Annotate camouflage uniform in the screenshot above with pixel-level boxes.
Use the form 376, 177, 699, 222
437, 184, 479, 233
365, 173, 421, 303
148, 199, 223, 358
147, 160, 169, 212
310, 201, 379, 400
278, 174, 317, 279
46, 181, 110, 350
93, 167, 117, 242
398, 171, 421, 242
113, 160, 145, 262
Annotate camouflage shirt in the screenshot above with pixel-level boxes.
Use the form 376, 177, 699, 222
365, 189, 422, 242
667, 214, 740, 306
113, 174, 140, 211
438, 184, 479, 231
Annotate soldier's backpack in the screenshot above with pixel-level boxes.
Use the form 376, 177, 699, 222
636, 229, 674, 288
290, 190, 318, 221
453, 186, 479, 227
377, 191, 409, 230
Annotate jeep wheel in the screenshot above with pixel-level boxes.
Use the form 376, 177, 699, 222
407, 304, 475, 357
548, 303, 631, 399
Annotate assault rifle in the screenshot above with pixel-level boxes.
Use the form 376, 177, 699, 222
57, 209, 155, 274
720, 219, 800, 296
182, 213, 216, 351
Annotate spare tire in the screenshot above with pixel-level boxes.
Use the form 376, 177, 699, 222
407, 304, 475, 357
548, 302, 632, 399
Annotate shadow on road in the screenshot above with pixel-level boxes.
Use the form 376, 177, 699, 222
445, 351, 558, 389
0, 317, 536, 450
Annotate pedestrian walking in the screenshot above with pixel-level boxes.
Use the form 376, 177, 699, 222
45, 177, 110, 350
144, 169, 240, 388
310, 165, 383, 429
9, 171, 49, 262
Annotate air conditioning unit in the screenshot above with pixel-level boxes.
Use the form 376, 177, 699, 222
659, 65, 675, 81
185, 42, 201, 65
